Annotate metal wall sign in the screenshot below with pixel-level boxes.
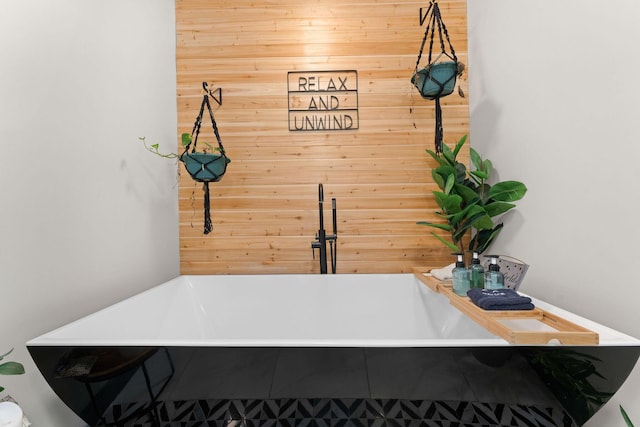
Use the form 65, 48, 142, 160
287, 70, 359, 131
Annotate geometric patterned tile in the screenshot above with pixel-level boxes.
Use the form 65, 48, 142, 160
110, 398, 576, 427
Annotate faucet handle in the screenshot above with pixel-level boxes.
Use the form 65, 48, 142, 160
311, 240, 321, 260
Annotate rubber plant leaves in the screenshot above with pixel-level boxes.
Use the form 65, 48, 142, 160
417, 135, 527, 254
620, 405, 634, 427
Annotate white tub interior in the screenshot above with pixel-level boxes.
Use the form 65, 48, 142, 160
28, 273, 640, 347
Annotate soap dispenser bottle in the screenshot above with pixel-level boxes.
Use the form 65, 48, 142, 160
452, 253, 470, 296
484, 255, 505, 290
470, 251, 484, 289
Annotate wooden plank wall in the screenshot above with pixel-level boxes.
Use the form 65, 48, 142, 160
176, 0, 468, 274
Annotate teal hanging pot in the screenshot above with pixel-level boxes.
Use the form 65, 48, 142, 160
181, 152, 230, 183
411, 61, 458, 100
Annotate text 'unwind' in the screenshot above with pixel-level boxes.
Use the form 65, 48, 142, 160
288, 70, 359, 131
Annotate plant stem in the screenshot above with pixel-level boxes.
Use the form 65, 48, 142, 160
138, 137, 179, 159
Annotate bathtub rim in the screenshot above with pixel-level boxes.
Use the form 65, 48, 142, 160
26, 273, 640, 348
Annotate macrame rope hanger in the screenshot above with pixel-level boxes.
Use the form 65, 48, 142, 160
180, 82, 229, 235
412, 0, 458, 155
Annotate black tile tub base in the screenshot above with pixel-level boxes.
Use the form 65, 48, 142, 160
110, 398, 575, 427
31, 345, 640, 426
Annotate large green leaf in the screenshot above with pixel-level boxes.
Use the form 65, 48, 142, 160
470, 170, 488, 181
452, 134, 468, 159
482, 158, 493, 178
0, 361, 25, 375
453, 183, 480, 205
449, 200, 479, 226
444, 174, 455, 194
470, 147, 482, 170
470, 223, 504, 254
426, 148, 445, 165
431, 232, 460, 252
433, 165, 457, 185
484, 201, 516, 218
619, 405, 634, 427
441, 143, 455, 165
489, 181, 527, 202
475, 213, 494, 230
453, 207, 492, 241
416, 221, 451, 232
452, 218, 478, 242
454, 162, 467, 184
434, 192, 462, 214
431, 168, 445, 190
462, 204, 494, 231
433, 211, 454, 220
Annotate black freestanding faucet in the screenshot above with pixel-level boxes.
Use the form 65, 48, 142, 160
311, 184, 337, 274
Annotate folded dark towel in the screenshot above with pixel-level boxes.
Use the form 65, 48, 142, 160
466, 288, 535, 311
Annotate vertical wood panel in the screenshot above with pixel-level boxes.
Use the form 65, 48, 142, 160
176, 0, 468, 274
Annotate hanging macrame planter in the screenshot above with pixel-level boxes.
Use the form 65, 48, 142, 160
180, 82, 231, 235
411, 0, 459, 154
412, 61, 457, 100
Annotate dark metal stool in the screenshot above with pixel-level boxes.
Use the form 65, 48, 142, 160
72, 347, 174, 426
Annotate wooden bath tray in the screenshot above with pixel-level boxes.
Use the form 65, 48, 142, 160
413, 267, 599, 345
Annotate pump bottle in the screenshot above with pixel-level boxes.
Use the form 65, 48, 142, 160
484, 255, 505, 290
451, 253, 470, 296
470, 251, 484, 289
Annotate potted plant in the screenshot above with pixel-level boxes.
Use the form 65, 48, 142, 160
138, 133, 230, 181
0, 349, 24, 393
138, 131, 230, 235
417, 135, 527, 256
179, 133, 230, 182
412, 60, 458, 100
0, 348, 25, 426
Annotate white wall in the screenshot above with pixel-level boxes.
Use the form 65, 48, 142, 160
1, 1, 637, 425
0, 1, 179, 425
468, 0, 640, 425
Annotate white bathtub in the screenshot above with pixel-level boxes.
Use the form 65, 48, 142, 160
27, 273, 640, 426
31, 274, 505, 347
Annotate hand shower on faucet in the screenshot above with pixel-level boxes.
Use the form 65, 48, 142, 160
329, 197, 337, 273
